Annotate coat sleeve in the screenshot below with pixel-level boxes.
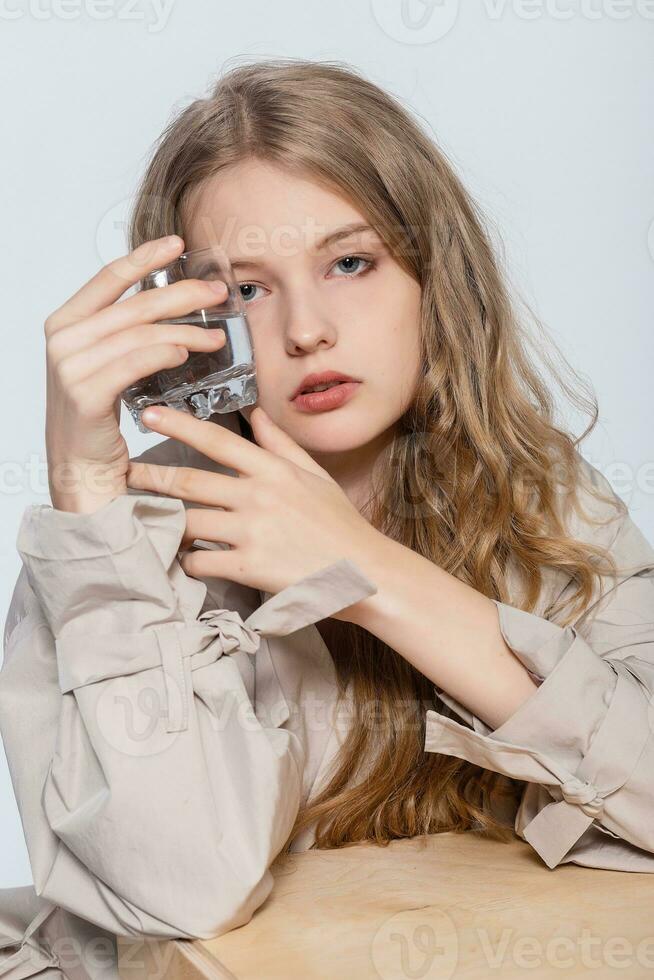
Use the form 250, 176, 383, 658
424, 507, 654, 871
0, 491, 377, 947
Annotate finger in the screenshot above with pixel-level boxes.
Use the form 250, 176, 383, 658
180, 508, 243, 550
250, 407, 332, 478
50, 277, 229, 357
69, 345, 193, 416
126, 462, 243, 508
55, 321, 226, 385
180, 546, 243, 583
136, 405, 269, 478
46, 236, 185, 334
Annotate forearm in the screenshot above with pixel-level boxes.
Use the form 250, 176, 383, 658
7, 491, 304, 940
347, 535, 539, 731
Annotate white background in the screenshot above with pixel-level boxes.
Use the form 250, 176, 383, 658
1, 0, 653, 884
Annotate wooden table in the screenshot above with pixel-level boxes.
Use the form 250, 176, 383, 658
117, 831, 654, 979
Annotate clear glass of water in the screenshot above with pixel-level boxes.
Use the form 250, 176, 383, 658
120, 244, 258, 433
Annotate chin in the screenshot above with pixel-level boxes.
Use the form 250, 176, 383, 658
295, 421, 374, 451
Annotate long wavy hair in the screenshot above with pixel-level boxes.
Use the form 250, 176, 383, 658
127, 57, 625, 852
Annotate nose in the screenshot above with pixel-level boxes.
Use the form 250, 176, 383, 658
282, 290, 337, 355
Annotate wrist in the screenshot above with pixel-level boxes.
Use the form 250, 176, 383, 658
48, 458, 127, 513
337, 530, 401, 629
50, 488, 127, 514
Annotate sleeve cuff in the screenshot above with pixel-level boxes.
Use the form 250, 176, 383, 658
15, 491, 206, 639
424, 599, 652, 868
432, 599, 615, 754
16, 490, 186, 560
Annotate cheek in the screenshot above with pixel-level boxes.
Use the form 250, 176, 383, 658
374, 304, 421, 371
374, 299, 422, 400
249, 330, 272, 371
249, 334, 283, 400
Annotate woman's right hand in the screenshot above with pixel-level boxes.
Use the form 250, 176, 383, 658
44, 235, 228, 513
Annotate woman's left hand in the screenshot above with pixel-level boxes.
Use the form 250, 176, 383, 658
126, 405, 387, 617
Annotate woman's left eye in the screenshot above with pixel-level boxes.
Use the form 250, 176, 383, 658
330, 255, 375, 277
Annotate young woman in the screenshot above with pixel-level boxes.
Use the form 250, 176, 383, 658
1, 57, 653, 977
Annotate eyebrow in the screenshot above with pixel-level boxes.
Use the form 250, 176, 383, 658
229, 222, 379, 270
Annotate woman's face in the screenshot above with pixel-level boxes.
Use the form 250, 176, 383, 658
184, 159, 422, 462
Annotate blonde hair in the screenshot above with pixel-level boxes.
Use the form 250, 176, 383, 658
128, 57, 625, 851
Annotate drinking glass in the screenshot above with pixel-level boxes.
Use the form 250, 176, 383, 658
120, 244, 258, 433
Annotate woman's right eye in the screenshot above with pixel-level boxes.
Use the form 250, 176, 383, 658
239, 282, 267, 304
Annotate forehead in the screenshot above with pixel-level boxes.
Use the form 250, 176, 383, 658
183, 159, 381, 261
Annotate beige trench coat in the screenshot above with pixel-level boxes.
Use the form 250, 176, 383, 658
1, 408, 654, 978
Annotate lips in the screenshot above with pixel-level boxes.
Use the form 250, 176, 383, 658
291, 381, 361, 413
291, 371, 359, 400
302, 380, 343, 394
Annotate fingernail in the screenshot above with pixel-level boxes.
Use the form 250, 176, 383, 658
208, 280, 227, 294
142, 407, 161, 424
164, 235, 183, 248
